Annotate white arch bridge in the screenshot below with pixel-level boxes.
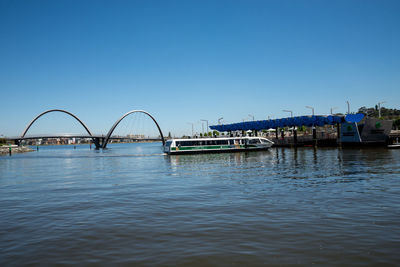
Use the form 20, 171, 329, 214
9, 109, 165, 149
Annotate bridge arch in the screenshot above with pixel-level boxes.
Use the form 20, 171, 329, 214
102, 110, 165, 149
21, 109, 94, 138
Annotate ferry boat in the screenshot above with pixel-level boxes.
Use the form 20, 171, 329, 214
163, 136, 274, 154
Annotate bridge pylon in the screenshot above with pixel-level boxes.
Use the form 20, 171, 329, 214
92, 137, 105, 150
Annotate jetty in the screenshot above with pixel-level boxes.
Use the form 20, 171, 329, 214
210, 114, 397, 147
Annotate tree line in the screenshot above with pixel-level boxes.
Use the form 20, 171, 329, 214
357, 106, 400, 129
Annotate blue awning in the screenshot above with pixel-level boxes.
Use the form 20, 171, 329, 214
210, 115, 346, 132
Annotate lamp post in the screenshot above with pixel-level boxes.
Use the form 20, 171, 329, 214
282, 110, 293, 118
283, 110, 294, 135
378, 101, 386, 118
329, 107, 338, 132
187, 122, 194, 137
218, 117, 223, 125
305, 106, 314, 116
346, 101, 350, 114
201, 119, 209, 134
306, 106, 316, 144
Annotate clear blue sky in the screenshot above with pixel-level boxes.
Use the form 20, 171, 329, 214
1, 0, 399, 137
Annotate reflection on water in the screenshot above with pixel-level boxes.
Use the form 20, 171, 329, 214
1, 143, 400, 265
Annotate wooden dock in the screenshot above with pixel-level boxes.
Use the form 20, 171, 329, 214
270, 130, 399, 147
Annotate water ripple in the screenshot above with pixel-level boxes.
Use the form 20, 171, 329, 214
1, 144, 400, 265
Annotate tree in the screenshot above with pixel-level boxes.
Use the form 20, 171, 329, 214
394, 118, 400, 130
357, 106, 400, 119
358, 106, 376, 117
298, 126, 306, 132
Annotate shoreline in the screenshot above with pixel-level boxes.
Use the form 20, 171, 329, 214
0, 145, 34, 155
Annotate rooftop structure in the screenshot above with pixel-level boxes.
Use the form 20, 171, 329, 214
210, 115, 344, 132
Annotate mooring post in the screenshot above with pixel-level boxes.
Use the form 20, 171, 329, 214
336, 122, 341, 147
293, 128, 298, 146
93, 138, 101, 150
275, 128, 279, 139
312, 126, 317, 146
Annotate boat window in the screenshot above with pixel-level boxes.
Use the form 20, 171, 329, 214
165, 140, 172, 147
219, 140, 228, 145
180, 141, 192, 146
179, 140, 204, 146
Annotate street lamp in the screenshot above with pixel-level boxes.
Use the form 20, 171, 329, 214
218, 117, 223, 125
283, 110, 294, 134
346, 101, 350, 114
378, 101, 386, 118
248, 114, 255, 121
201, 119, 209, 133
330, 107, 338, 115
305, 106, 314, 116
282, 110, 293, 117
187, 122, 194, 137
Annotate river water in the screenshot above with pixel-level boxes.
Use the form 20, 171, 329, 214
1, 143, 399, 266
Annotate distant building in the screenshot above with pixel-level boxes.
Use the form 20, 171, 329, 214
127, 134, 145, 139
